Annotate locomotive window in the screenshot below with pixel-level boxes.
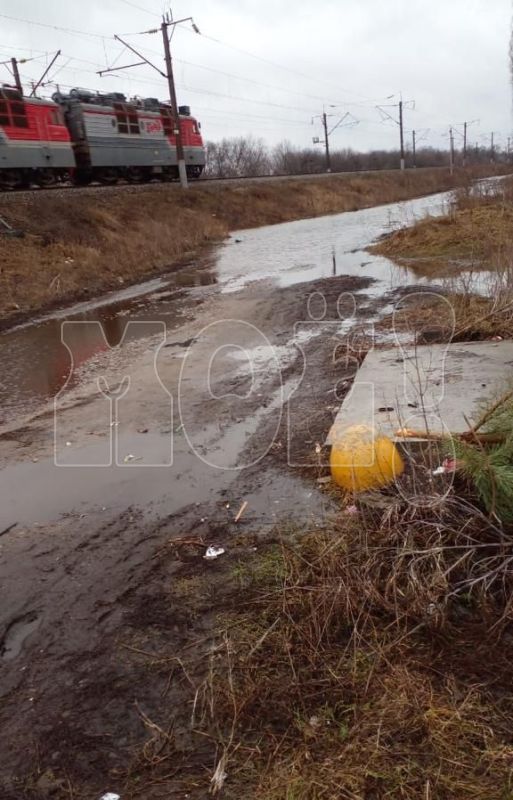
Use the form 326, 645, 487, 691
113, 102, 140, 135
1, 97, 29, 128
50, 109, 63, 125
161, 109, 173, 136
127, 110, 140, 135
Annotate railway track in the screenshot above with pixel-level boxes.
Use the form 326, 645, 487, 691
0, 165, 449, 202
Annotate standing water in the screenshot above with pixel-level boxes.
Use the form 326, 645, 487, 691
0, 186, 494, 424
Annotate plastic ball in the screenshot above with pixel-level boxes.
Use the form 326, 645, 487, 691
330, 424, 404, 492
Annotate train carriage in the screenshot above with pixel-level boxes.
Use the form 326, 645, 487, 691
0, 88, 75, 189
55, 90, 205, 185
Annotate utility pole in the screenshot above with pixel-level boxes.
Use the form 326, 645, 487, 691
449, 127, 454, 175
376, 97, 414, 171
399, 100, 405, 171
10, 57, 22, 94
161, 17, 188, 188
312, 107, 358, 173
463, 121, 467, 167
508, 136, 511, 162
412, 129, 416, 169
491, 132, 495, 162
322, 112, 331, 172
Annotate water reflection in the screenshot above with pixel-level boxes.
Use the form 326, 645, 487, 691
0, 258, 217, 422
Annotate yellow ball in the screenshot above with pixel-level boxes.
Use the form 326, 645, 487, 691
330, 424, 404, 492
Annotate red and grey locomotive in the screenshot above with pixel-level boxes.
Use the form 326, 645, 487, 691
0, 85, 206, 189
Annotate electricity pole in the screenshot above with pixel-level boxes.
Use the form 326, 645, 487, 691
399, 100, 405, 171
161, 17, 187, 188
449, 127, 454, 175
490, 132, 495, 162
463, 121, 467, 167
376, 97, 414, 171
412, 129, 416, 168
312, 107, 358, 173
322, 112, 331, 172
10, 57, 22, 93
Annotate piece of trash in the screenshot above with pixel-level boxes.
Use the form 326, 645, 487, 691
99, 794, 121, 800
175, 423, 184, 433
65, 441, 72, 447
331, 424, 404, 492
123, 454, 143, 463
315, 443, 322, 455
317, 476, 331, 485
492, 335, 503, 341
432, 457, 460, 476
344, 504, 359, 516
137, 428, 148, 434
204, 545, 225, 560
378, 406, 394, 413
234, 500, 248, 523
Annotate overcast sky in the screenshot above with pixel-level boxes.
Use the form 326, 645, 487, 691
1, 0, 511, 153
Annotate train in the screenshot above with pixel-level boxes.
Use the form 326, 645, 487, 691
0, 85, 206, 189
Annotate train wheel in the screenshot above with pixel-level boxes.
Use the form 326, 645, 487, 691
97, 169, 118, 185
0, 170, 23, 190
162, 166, 178, 182
186, 166, 203, 180
34, 169, 56, 187
126, 167, 147, 183
73, 170, 92, 187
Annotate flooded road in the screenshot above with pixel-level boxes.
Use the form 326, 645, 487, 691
0, 187, 456, 424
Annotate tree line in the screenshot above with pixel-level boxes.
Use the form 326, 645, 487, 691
203, 136, 511, 178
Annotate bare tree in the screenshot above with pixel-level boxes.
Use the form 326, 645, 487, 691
204, 136, 271, 178
202, 137, 506, 179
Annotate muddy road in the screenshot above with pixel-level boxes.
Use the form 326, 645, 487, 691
0, 188, 484, 798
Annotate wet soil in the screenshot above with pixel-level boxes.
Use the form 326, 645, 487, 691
0, 270, 373, 799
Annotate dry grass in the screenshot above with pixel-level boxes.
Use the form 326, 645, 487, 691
380, 288, 513, 342
120, 497, 513, 799
0, 165, 504, 326
371, 175, 513, 278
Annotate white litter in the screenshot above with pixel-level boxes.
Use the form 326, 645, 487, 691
204, 546, 225, 560
432, 466, 446, 475
99, 794, 120, 800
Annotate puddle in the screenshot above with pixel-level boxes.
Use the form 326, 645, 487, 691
0, 183, 503, 424
1, 612, 41, 661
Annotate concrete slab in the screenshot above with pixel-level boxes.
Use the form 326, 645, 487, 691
327, 340, 513, 444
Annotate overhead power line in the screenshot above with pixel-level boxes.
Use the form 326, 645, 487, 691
115, 0, 160, 17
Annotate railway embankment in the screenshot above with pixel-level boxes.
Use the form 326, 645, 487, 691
0, 165, 506, 328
